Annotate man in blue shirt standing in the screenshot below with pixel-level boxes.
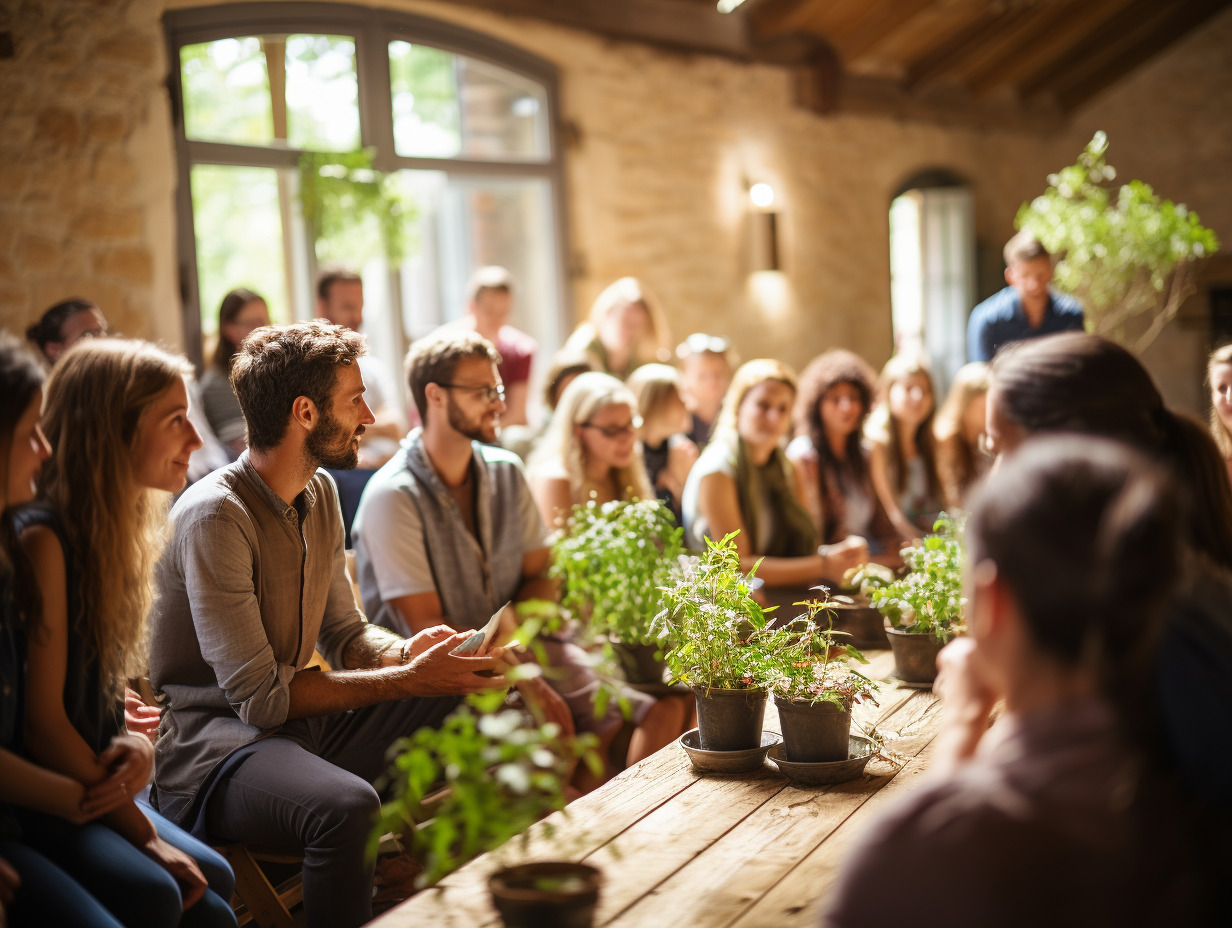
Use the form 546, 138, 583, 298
967, 231, 1085, 362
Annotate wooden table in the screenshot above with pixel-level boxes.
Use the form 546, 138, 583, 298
372, 652, 942, 928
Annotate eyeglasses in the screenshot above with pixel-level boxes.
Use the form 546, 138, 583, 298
438, 382, 506, 404
581, 416, 643, 439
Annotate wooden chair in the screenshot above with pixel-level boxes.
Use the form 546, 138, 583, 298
218, 845, 304, 928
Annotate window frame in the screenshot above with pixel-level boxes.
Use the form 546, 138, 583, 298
164, 1, 571, 367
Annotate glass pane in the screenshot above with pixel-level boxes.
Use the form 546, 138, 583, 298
285, 35, 361, 152
390, 42, 550, 161
190, 164, 289, 337
181, 37, 274, 145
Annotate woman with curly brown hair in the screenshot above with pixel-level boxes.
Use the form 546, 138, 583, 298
15, 339, 236, 927
787, 350, 905, 566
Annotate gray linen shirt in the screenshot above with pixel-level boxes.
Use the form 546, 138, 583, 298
352, 430, 548, 634
148, 453, 379, 823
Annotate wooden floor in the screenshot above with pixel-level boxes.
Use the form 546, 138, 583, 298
372, 651, 942, 928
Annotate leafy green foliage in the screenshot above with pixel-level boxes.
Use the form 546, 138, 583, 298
757, 600, 878, 709
652, 532, 782, 690
1016, 132, 1219, 352
375, 690, 600, 888
552, 499, 684, 646
869, 514, 965, 642
298, 148, 413, 265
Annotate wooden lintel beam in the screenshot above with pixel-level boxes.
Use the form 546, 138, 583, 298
747, 0, 819, 41
1053, 0, 1232, 110
966, 0, 1137, 97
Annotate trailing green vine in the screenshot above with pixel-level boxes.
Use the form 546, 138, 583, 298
298, 148, 412, 265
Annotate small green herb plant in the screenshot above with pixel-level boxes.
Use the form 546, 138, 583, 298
868, 514, 965, 642
760, 599, 879, 708
652, 532, 781, 690
552, 498, 684, 646
374, 688, 600, 888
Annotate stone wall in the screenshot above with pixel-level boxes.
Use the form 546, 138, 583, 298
3, 0, 1231, 412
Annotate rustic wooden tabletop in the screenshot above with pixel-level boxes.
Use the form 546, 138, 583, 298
371, 651, 943, 928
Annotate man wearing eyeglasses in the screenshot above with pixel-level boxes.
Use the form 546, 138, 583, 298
351, 329, 574, 730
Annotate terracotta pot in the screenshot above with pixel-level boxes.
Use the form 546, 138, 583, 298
489, 861, 602, 928
774, 696, 852, 763
691, 686, 767, 751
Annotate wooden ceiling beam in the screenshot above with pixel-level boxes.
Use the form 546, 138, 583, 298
833, 0, 937, 62
746, 0, 817, 39
837, 73, 1066, 134
903, 4, 1044, 90
965, 0, 1136, 97
1051, 0, 1232, 110
1020, 0, 1223, 101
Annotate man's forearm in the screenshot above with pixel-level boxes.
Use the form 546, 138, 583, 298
286, 664, 415, 718
341, 624, 406, 670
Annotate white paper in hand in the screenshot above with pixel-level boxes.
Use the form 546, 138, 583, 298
451, 602, 509, 655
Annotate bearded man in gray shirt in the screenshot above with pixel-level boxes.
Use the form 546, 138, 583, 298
148, 321, 504, 928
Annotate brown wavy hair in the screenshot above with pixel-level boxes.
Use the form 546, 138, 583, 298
793, 350, 877, 479
1, 333, 47, 629
38, 339, 193, 698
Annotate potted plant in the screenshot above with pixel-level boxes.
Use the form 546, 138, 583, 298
760, 599, 879, 763
652, 532, 778, 751
552, 498, 684, 685
376, 687, 603, 926
868, 514, 966, 684
824, 562, 897, 648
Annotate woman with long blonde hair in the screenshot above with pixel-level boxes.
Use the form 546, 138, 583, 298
530, 371, 654, 529
15, 339, 236, 927
932, 361, 991, 509
562, 278, 673, 381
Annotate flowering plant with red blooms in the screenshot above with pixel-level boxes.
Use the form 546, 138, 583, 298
759, 597, 879, 710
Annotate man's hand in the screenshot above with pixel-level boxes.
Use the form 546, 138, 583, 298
515, 675, 575, 738
404, 625, 457, 661
141, 835, 207, 910
403, 631, 508, 696
820, 535, 870, 579
124, 687, 160, 743
96, 733, 155, 796
932, 636, 999, 773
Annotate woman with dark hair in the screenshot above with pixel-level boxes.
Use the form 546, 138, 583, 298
199, 288, 269, 457
14, 339, 237, 927
826, 437, 1206, 926
25, 298, 108, 366
985, 331, 1232, 809
786, 350, 905, 566
682, 359, 867, 590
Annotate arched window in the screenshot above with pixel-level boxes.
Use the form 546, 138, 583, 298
888, 170, 974, 394
166, 3, 568, 417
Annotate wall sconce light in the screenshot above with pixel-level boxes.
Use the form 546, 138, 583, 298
747, 182, 780, 272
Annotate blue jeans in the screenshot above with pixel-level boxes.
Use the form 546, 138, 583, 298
14, 805, 236, 928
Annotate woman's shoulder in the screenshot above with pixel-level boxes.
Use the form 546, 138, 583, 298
785, 434, 816, 461
9, 501, 67, 544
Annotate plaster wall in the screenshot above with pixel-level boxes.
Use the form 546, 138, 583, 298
2, 0, 1230, 411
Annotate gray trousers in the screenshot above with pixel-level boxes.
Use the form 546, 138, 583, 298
203, 695, 461, 928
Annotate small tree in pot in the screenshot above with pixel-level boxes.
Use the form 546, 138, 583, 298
869, 514, 966, 684
761, 599, 878, 763
652, 532, 780, 751
552, 498, 684, 684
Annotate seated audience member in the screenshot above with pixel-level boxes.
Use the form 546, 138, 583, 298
562, 278, 672, 382
199, 288, 269, 457
25, 298, 108, 365
451, 266, 537, 426
2, 334, 170, 928
1208, 343, 1232, 482
787, 351, 905, 565
677, 333, 736, 447
147, 322, 506, 928
500, 350, 595, 463
626, 363, 698, 522
825, 437, 1207, 926
966, 230, 1085, 363
987, 332, 1232, 809
13, 338, 236, 927
865, 351, 944, 537
316, 268, 404, 466
353, 331, 683, 777
682, 360, 867, 595
529, 372, 653, 529
932, 361, 990, 510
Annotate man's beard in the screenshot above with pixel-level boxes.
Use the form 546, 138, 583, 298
447, 395, 498, 444
306, 408, 362, 469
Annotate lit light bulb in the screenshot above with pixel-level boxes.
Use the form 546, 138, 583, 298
749, 183, 775, 209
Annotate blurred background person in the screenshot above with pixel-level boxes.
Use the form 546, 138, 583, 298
1208, 344, 1232, 483
562, 277, 672, 382
676, 333, 736, 448
199, 288, 268, 458
933, 361, 991, 510
626, 363, 698, 522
